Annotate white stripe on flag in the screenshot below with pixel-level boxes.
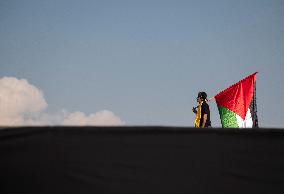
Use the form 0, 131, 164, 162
236, 109, 253, 128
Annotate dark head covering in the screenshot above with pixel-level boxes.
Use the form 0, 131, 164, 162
198, 92, 207, 101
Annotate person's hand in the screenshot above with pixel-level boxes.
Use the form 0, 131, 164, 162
192, 107, 197, 114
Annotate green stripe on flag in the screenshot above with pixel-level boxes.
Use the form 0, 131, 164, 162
218, 107, 239, 128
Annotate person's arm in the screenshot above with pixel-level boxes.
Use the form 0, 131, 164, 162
201, 103, 209, 128
201, 114, 207, 128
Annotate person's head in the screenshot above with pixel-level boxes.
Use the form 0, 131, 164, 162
197, 91, 207, 103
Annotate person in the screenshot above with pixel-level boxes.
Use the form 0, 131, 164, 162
192, 92, 211, 128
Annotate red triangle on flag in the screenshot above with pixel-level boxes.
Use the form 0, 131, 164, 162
214, 72, 257, 120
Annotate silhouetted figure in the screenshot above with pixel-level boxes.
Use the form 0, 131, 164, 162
193, 92, 211, 128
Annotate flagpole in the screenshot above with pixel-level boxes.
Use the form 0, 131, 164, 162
207, 97, 215, 102
253, 79, 259, 127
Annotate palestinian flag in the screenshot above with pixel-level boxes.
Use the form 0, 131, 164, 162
214, 72, 258, 128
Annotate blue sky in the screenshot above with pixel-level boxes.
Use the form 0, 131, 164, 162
0, 0, 283, 127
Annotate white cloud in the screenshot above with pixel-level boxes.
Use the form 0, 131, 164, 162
0, 77, 47, 125
62, 110, 125, 126
0, 77, 125, 126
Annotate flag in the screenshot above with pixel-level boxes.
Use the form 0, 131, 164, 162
214, 72, 258, 128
